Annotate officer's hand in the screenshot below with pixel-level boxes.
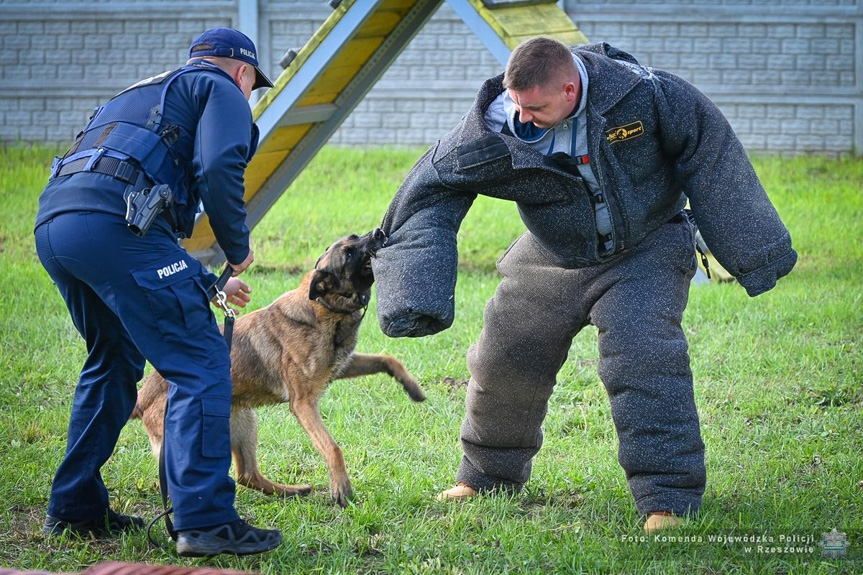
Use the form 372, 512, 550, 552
230, 248, 254, 275
222, 277, 252, 309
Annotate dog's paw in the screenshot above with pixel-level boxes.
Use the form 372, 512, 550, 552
331, 481, 353, 508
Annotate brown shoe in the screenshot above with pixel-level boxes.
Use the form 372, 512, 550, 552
436, 483, 478, 501
644, 512, 684, 533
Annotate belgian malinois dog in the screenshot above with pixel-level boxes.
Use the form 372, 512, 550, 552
132, 229, 424, 506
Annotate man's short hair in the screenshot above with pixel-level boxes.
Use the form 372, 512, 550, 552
503, 37, 576, 91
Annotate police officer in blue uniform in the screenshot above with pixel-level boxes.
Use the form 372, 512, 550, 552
35, 28, 282, 557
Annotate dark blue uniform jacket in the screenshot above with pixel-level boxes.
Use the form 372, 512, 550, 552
35, 63, 255, 266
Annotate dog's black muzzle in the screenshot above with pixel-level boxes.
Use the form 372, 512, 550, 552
360, 228, 387, 278
367, 228, 387, 256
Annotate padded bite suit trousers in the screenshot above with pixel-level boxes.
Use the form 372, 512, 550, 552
455, 217, 706, 516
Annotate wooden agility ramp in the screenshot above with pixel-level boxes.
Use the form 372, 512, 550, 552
182, 0, 587, 264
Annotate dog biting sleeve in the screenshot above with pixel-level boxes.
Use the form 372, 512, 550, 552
373, 138, 476, 337
373, 221, 459, 338
374, 183, 474, 338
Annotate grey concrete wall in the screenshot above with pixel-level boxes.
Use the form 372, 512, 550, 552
1, 0, 860, 155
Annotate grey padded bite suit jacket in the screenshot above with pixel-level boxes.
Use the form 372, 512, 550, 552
373, 42, 797, 337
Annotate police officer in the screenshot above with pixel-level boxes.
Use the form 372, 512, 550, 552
373, 37, 796, 533
35, 28, 282, 556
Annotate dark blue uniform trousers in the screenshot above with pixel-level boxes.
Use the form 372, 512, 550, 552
35, 211, 239, 531
455, 218, 706, 517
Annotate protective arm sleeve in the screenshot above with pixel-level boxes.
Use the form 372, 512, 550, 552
372, 147, 475, 337
655, 71, 797, 296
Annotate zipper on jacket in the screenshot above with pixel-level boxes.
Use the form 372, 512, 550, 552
548, 153, 615, 259
589, 116, 623, 256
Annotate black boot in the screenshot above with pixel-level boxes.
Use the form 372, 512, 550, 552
43, 509, 144, 538
176, 518, 282, 557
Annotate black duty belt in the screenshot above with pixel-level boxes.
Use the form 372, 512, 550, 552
55, 156, 150, 187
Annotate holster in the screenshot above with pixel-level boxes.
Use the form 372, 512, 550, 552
124, 184, 174, 237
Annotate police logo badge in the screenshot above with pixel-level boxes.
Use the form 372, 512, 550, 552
819, 528, 849, 559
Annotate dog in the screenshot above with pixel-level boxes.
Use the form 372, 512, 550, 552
132, 229, 424, 507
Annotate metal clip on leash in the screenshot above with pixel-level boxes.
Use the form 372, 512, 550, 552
148, 264, 237, 549
211, 264, 236, 348
694, 231, 712, 280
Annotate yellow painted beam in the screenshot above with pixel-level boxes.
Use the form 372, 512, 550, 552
355, 11, 404, 38
181, 213, 215, 253
467, 0, 588, 48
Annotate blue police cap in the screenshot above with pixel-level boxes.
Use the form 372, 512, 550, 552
189, 27, 274, 90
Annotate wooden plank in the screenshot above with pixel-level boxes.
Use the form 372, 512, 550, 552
315, 36, 386, 85
354, 11, 403, 38
508, 29, 588, 47
243, 173, 270, 197
245, 150, 291, 188
493, 4, 586, 36
247, 126, 310, 184
378, 0, 420, 9
299, 62, 369, 105
272, 35, 383, 107
467, 0, 588, 48
260, 124, 313, 152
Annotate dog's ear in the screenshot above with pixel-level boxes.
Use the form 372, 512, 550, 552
309, 269, 337, 301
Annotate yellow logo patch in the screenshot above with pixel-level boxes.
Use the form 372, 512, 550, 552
606, 121, 644, 144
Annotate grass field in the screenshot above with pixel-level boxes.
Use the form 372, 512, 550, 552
0, 145, 860, 574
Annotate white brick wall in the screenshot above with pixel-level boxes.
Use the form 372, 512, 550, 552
0, 0, 860, 156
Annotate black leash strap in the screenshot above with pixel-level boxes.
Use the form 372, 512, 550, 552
149, 264, 236, 548
146, 424, 177, 547
210, 263, 234, 298
682, 209, 712, 280
210, 264, 236, 348
146, 397, 177, 547
158, 422, 175, 539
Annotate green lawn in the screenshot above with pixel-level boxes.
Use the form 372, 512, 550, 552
0, 146, 860, 574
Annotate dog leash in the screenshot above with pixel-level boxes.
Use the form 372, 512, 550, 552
148, 264, 236, 548
210, 264, 237, 348
146, 439, 177, 547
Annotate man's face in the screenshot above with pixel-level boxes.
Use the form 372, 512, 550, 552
508, 79, 579, 130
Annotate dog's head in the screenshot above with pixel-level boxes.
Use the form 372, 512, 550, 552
309, 228, 387, 311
